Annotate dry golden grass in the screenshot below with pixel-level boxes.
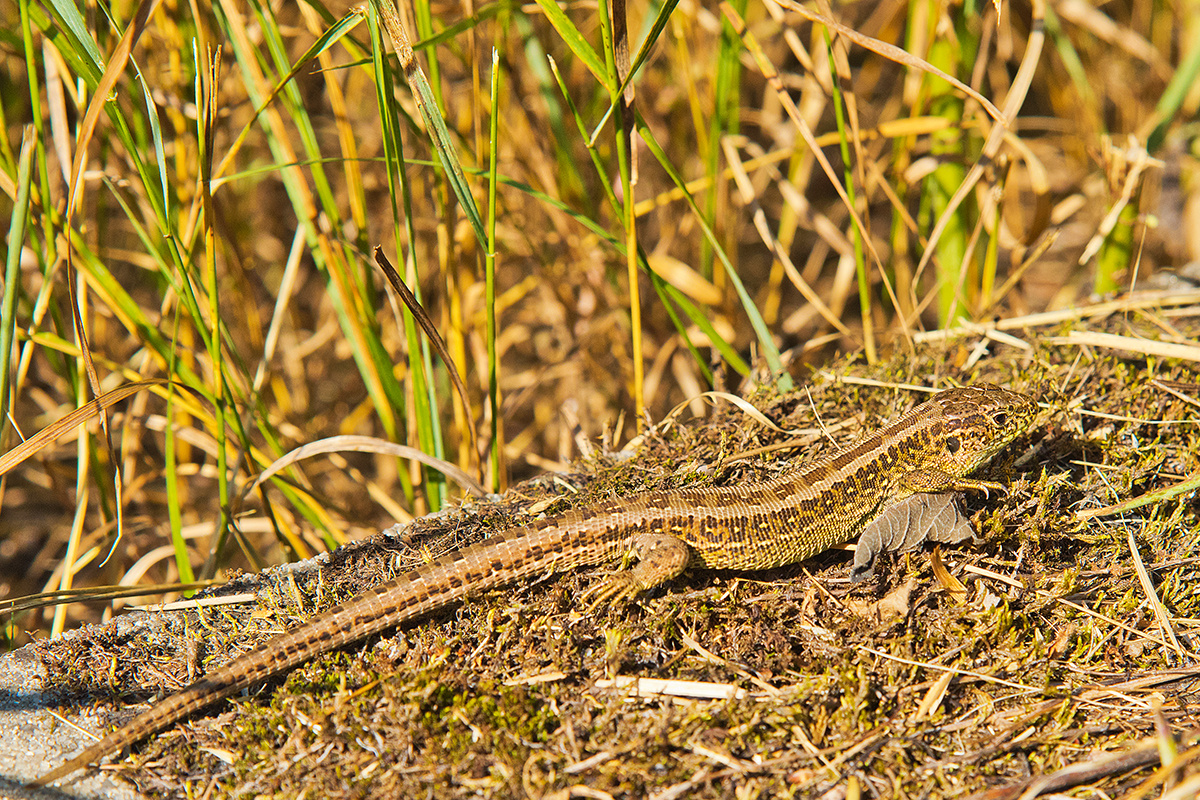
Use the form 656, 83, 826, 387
2, 0, 1199, 795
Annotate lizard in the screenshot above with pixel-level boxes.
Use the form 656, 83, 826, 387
34, 383, 1037, 786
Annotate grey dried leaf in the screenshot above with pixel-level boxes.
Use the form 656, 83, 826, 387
851, 492, 974, 582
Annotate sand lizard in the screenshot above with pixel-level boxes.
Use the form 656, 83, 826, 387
34, 383, 1036, 786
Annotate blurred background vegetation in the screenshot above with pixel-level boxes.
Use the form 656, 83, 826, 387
0, 0, 1197, 644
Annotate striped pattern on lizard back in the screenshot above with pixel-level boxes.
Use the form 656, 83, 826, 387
613, 382, 1034, 570
33, 383, 1037, 786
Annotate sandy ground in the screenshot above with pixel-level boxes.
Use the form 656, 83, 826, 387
0, 532, 408, 800
0, 640, 141, 800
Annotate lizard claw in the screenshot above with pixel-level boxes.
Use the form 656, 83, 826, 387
582, 571, 643, 613
952, 478, 1006, 498
581, 533, 692, 613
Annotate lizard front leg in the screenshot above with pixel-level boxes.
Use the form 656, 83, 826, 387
899, 467, 1005, 496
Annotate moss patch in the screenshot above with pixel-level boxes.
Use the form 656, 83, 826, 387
36, 324, 1200, 798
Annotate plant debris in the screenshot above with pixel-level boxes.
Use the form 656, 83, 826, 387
31, 309, 1200, 799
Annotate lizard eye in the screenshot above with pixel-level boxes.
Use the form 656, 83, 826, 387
945, 435, 960, 454
993, 411, 1008, 427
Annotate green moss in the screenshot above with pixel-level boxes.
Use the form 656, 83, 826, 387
33, 339, 1200, 798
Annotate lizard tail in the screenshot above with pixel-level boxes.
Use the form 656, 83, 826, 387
34, 517, 616, 786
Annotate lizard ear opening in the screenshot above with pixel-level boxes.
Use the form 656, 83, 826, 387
993, 411, 1009, 427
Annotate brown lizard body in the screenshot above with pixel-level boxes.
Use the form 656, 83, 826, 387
34, 383, 1036, 786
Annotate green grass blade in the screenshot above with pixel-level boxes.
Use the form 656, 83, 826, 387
163, 326, 195, 588
530, 0, 609, 86
515, 17, 588, 206
636, 114, 789, 387
369, 1, 446, 508
486, 45, 502, 491
372, 0, 487, 250
1148, 33, 1200, 152
35, 0, 104, 85
620, 0, 682, 95
702, 0, 746, 278
219, 6, 367, 179
0, 128, 36, 432
825, 34, 873, 363
134, 67, 171, 229
412, 4, 504, 52
543, 51, 745, 379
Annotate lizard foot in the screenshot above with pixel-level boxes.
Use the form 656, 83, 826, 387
582, 533, 692, 613
899, 468, 1007, 497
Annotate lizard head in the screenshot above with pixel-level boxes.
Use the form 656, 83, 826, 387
932, 384, 1038, 475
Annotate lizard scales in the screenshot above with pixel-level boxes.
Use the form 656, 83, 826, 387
35, 383, 1036, 786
